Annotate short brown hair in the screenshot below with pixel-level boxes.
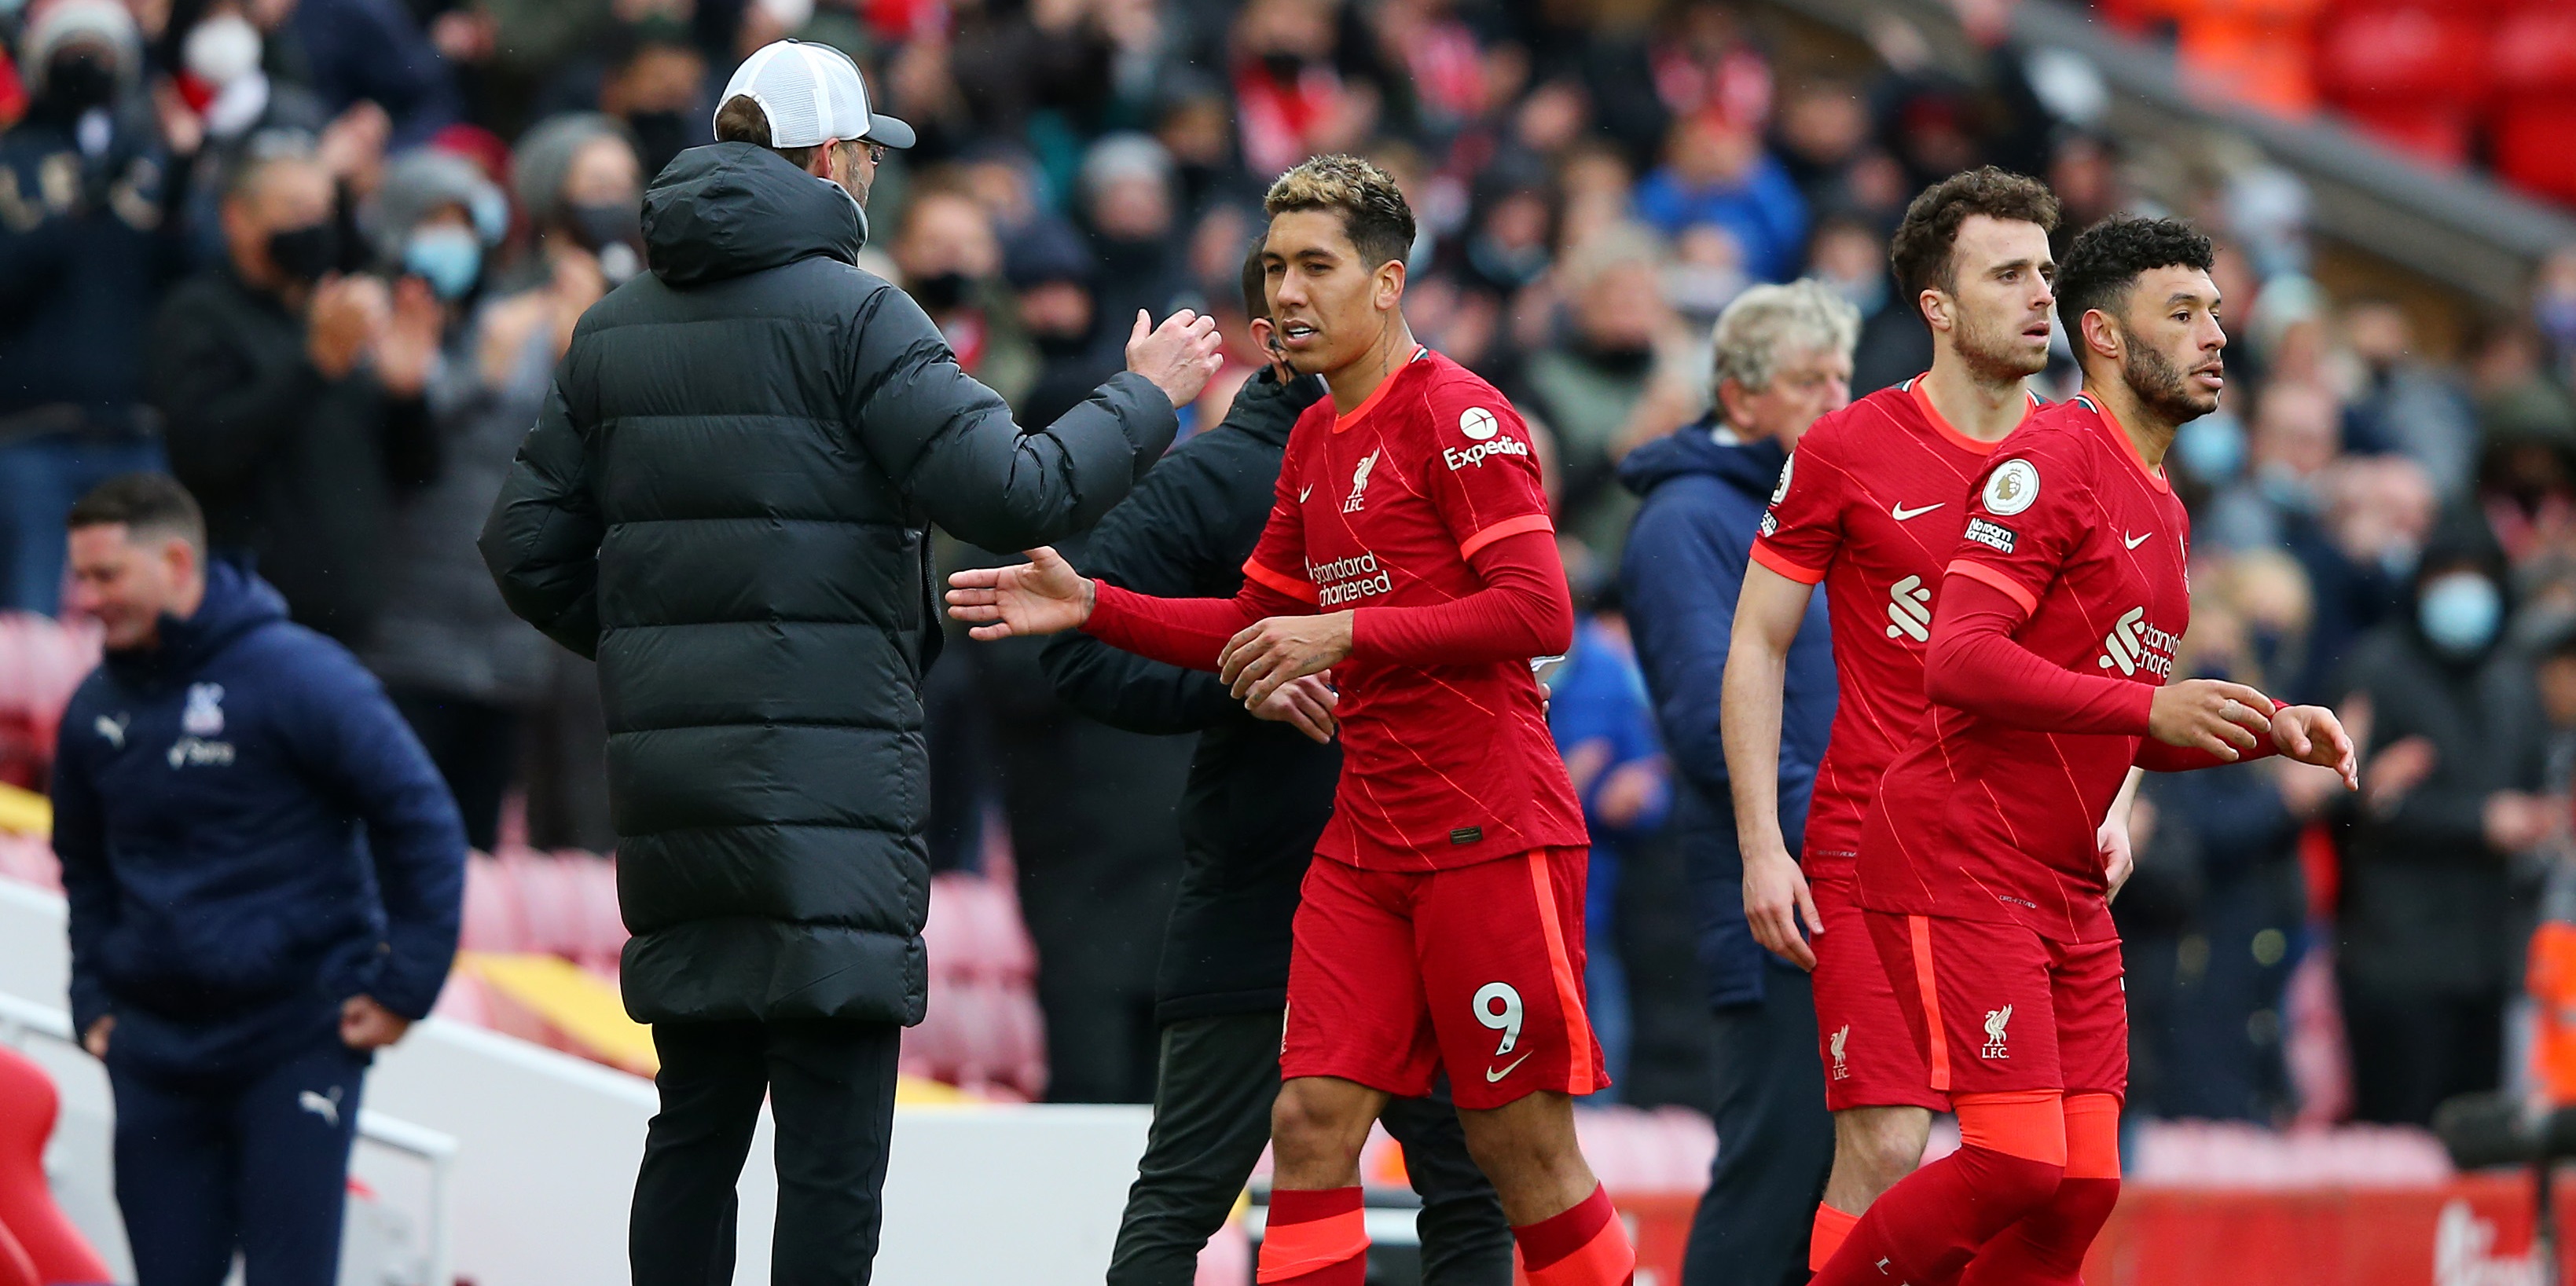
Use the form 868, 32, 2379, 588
1264, 154, 1416, 273
1241, 236, 1269, 321
68, 473, 206, 552
714, 94, 823, 170
1888, 167, 2060, 300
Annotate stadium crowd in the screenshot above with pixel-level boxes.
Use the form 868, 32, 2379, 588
6, 0, 2576, 1138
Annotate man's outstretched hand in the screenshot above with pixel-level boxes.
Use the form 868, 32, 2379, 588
1220, 612, 1355, 709
2270, 704, 2360, 790
1126, 309, 1226, 408
1251, 672, 1339, 743
945, 548, 1094, 640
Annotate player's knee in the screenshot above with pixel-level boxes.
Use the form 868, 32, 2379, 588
1846, 1128, 1927, 1195
1962, 1148, 2066, 1215
1270, 1083, 1370, 1167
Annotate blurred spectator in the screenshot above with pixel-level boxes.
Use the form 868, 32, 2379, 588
538, 18, 707, 180
148, 151, 438, 643
508, 112, 647, 286
1081, 131, 1190, 340
2332, 515, 2553, 1126
1006, 217, 1117, 429
1546, 603, 1670, 1099
1804, 212, 1927, 395
53, 473, 464, 1286
160, 4, 336, 268
278, 0, 463, 145
0, 0, 175, 615
1228, 0, 1363, 181
2343, 299, 2477, 500
1517, 223, 1692, 559
892, 178, 1035, 409
1632, 112, 1806, 284
2046, 127, 2126, 254
360, 147, 559, 854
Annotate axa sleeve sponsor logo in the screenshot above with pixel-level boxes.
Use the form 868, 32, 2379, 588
2096, 606, 2178, 678
1884, 575, 1933, 641
1308, 551, 1393, 606
1964, 518, 2016, 553
1982, 459, 2039, 515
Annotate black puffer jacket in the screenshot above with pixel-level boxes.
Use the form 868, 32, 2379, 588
481, 142, 1178, 1026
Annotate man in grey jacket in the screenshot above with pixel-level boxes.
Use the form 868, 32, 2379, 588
479, 40, 1221, 1286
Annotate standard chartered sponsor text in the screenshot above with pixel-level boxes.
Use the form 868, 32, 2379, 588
1309, 551, 1395, 606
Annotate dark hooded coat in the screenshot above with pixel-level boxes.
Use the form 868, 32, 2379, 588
481, 142, 1179, 1025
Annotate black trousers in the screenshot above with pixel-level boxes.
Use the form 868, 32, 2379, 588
1106, 1011, 1516, 1285
387, 686, 519, 853
2341, 979, 2504, 1127
631, 1020, 901, 1286
1682, 965, 1834, 1286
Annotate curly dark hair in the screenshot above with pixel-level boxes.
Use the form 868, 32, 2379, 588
1264, 154, 1417, 272
2054, 216, 2218, 343
1887, 167, 2061, 300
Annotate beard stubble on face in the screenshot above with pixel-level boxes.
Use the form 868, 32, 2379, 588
2119, 320, 2220, 426
1952, 294, 2049, 387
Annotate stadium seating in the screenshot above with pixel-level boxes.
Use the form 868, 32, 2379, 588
0, 1048, 111, 1285
2492, 5, 2576, 204
0, 615, 98, 793
2316, 4, 2491, 165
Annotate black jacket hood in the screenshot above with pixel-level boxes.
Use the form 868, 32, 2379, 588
643, 142, 868, 288
1619, 416, 1788, 500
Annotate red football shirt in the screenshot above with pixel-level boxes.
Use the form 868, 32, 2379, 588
1748, 376, 2032, 878
1231, 348, 1589, 870
1856, 393, 2193, 943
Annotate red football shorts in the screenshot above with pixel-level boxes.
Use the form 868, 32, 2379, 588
1282, 847, 1609, 1110
1809, 874, 1949, 1112
1865, 910, 2128, 1098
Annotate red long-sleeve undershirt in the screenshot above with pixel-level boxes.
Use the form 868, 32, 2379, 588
1926, 572, 2280, 771
1082, 529, 1576, 673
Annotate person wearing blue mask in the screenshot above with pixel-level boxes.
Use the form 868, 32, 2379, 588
2330, 511, 2553, 1127
358, 148, 552, 853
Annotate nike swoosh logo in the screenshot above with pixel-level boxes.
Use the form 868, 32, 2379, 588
1485, 1052, 1533, 1083
1890, 502, 1944, 521
2124, 531, 2151, 549
1297, 485, 1312, 503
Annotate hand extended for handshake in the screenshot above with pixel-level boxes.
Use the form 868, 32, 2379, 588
1125, 308, 1227, 408
944, 547, 1346, 743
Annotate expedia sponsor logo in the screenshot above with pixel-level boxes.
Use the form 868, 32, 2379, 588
2095, 606, 2178, 679
1964, 518, 2016, 553
1308, 551, 1393, 606
1443, 435, 1529, 471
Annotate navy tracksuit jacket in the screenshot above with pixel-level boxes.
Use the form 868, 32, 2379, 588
50, 559, 465, 1286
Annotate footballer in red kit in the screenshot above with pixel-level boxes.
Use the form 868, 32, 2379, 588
946, 156, 1634, 1286
1813, 218, 2358, 1286
1720, 168, 2071, 1270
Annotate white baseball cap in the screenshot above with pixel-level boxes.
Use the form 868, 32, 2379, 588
716, 39, 914, 152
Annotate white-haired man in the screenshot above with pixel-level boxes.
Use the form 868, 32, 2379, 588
1615, 279, 1856, 1285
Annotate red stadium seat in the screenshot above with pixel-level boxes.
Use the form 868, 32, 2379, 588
2492, 5, 2576, 203
0, 1047, 112, 1286
2317, 5, 2492, 163
457, 853, 527, 953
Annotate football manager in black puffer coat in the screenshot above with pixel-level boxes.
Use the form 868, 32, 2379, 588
479, 40, 1223, 1286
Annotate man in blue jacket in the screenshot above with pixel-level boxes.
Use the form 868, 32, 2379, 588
1619, 281, 1855, 1286
50, 473, 466, 1286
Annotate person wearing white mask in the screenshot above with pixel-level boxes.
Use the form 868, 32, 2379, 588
2330, 512, 2553, 1128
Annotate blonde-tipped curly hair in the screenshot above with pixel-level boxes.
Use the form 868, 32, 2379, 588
1264, 155, 1417, 271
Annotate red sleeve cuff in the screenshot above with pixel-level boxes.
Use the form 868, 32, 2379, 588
1458, 513, 1554, 559
1749, 540, 1825, 584
1241, 558, 1318, 605
1945, 559, 2038, 616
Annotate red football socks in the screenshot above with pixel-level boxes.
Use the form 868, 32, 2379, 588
1811, 1093, 2068, 1286
1811, 1201, 1861, 1272
1958, 1094, 2123, 1286
1257, 1187, 1368, 1284
1515, 1183, 1636, 1286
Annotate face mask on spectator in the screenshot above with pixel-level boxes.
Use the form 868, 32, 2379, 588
404, 225, 482, 300
41, 51, 119, 116
183, 14, 262, 88
627, 111, 691, 172
2173, 411, 2246, 483
568, 200, 641, 255
266, 222, 339, 283
909, 271, 973, 313
2420, 571, 2501, 656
